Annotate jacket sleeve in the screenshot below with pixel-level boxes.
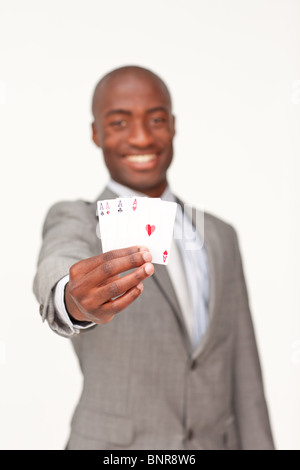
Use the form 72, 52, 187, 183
231, 229, 275, 449
33, 200, 98, 338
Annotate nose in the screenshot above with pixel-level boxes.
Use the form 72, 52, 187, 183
127, 120, 154, 148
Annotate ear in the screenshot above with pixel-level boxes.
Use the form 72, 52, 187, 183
92, 121, 102, 148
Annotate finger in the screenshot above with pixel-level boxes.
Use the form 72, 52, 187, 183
73, 250, 153, 293
92, 283, 145, 323
72, 245, 150, 275
92, 262, 154, 306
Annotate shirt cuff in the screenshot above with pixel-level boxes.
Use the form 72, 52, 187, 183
53, 274, 95, 334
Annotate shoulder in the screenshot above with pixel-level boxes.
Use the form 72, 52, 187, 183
46, 199, 95, 220
204, 210, 240, 253
204, 211, 237, 240
42, 199, 97, 235
202, 211, 243, 272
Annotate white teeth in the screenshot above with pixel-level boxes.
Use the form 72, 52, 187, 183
126, 154, 157, 163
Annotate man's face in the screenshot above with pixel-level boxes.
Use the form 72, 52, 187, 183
92, 72, 175, 196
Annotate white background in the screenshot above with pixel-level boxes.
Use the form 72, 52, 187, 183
0, 0, 299, 450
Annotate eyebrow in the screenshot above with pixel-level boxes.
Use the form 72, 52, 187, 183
104, 109, 132, 118
146, 106, 169, 114
104, 106, 169, 118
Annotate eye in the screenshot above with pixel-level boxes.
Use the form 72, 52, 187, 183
109, 120, 127, 128
149, 116, 167, 126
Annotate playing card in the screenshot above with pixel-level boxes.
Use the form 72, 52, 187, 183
124, 197, 177, 265
126, 197, 161, 251
97, 199, 118, 252
113, 197, 135, 250
142, 199, 177, 265
97, 197, 177, 265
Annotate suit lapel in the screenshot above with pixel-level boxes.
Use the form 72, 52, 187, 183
192, 213, 224, 359
152, 265, 193, 354
175, 198, 224, 359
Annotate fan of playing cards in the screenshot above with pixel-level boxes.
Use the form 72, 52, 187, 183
97, 197, 177, 265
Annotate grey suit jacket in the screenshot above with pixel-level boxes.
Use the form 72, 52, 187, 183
33, 187, 274, 450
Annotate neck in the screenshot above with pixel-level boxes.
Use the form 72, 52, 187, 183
111, 179, 168, 198
140, 180, 168, 198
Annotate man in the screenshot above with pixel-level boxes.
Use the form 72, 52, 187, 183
33, 65, 274, 450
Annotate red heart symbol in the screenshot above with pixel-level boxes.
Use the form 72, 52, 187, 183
145, 224, 156, 236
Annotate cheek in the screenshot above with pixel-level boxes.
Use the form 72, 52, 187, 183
158, 133, 173, 156
156, 128, 174, 146
102, 136, 118, 152
101, 129, 124, 151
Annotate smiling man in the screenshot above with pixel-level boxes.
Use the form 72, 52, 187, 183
33, 65, 274, 450
91, 66, 175, 197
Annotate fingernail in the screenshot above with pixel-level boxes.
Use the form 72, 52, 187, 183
136, 282, 144, 292
144, 263, 154, 275
138, 246, 149, 252
142, 251, 152, 262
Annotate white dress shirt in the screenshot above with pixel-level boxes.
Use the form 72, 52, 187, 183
53, 180, 209, 348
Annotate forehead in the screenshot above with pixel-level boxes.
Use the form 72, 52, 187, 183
94, 73, 171, 116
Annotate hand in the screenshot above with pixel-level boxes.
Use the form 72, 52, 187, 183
64, 246, 154, 324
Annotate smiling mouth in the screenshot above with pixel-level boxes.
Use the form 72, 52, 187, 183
125, 154, 157, 163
